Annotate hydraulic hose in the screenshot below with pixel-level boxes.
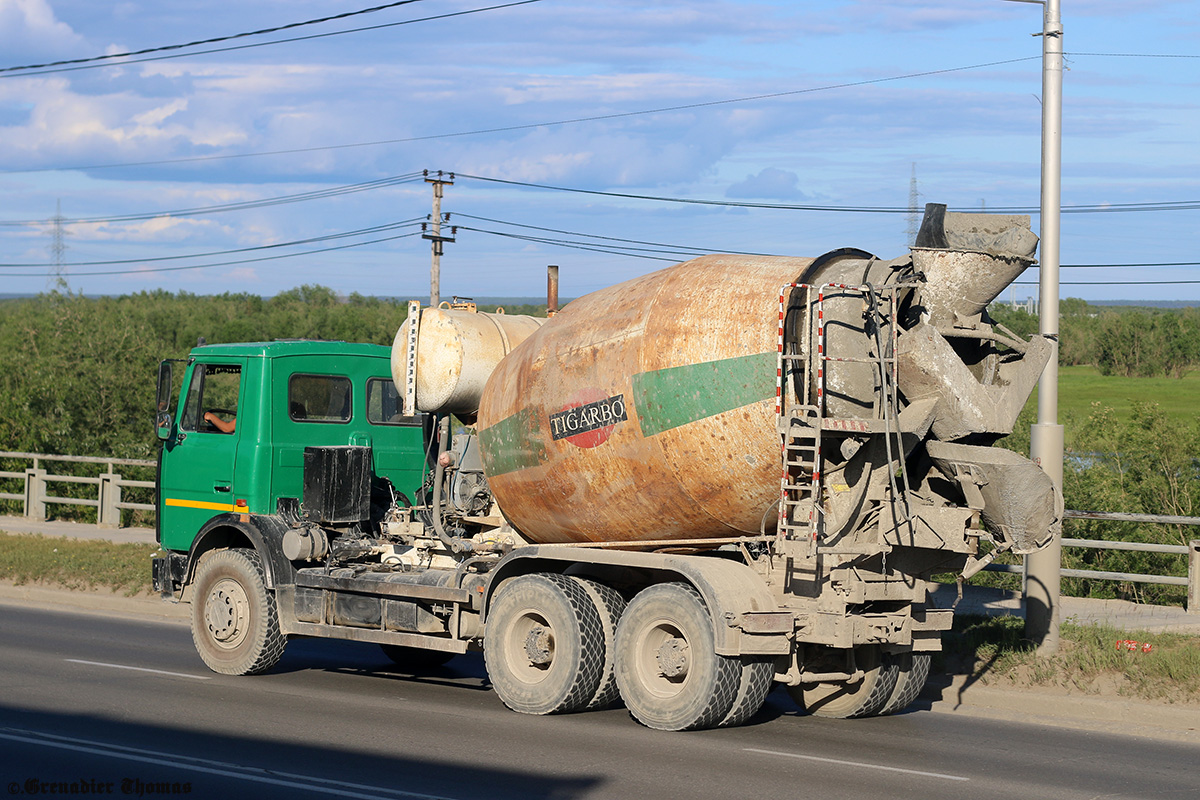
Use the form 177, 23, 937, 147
430, 416, 472, 554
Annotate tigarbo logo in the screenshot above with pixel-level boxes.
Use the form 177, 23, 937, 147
549, 392, 627, 448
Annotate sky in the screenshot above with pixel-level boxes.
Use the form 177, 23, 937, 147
0, 0, 1197, 303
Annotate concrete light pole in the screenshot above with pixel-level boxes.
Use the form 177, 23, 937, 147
1025, 0, 1065, 654
423, 171, 455, 307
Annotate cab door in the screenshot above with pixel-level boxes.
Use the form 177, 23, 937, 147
158, 360, 246, 552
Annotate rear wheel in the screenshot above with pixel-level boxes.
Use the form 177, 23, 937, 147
879, 652, 932, 715
484, 573, 604, 715
614, 583, 740, 731
719, 658, 774, 728
573, 577, 626, 711
191, 549, 286, 676
787, 646, 898, 719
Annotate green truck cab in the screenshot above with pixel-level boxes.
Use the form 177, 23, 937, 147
152, 340, 434, 670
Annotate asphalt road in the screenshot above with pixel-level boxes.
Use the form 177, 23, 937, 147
1, 603, 1196, 800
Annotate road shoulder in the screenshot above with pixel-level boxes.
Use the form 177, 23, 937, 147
0, 579, 188, 623
919, 673, 1200, 745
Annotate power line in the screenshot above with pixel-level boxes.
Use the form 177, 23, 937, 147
452, 212, 1200, 280
0, 55, 1039, 175
0, 220, 424, 268
450, 213, 776, 257
1067, 51, 1200, 59
0, 231, 424, 278
455, 173, 1200, 215
1059, 261, 1200, 268
0, 174, 425, 227
0, 1, 430, 74
1015, 280, 1200, 285
0, 0, 545, 79
456, 214, 1200, 269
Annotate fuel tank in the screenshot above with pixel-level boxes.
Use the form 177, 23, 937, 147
391, 307, 544, 417
475, 254, 826, 545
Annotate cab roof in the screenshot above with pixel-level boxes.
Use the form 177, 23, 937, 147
188, 340, 391, 359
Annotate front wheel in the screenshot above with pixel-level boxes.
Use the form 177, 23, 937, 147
190, 549, 286, 675
614, 583, 740, 731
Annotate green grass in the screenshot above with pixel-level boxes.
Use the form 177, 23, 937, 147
941, 614, 1200, 704
0, 531, 157, 596
1025, 365, 1200, 445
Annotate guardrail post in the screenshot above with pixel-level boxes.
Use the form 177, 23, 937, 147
1189, 540, 1200, 614
24, 468, 47, 520
99, 472, 121, 529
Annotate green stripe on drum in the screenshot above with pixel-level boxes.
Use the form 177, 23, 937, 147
479, 406, 549, 477
632, 351, 777, 437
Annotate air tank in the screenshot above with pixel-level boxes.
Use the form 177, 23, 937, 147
391, 307, 545, 417
476, 254, 842, 545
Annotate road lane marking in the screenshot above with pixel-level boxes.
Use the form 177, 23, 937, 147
0, 728, 460, 800
65, 658, 212, 680
744, 747, 970, 782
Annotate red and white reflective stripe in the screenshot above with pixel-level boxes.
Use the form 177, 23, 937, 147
776, 286, 787, 417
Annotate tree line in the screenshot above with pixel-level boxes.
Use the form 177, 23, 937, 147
989, 299, 1200, 378
1, 289, 1196, 605
0, 287, 542, 461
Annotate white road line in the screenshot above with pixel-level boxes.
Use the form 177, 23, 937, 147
0, 728, 458, 800
744, 747, 971, 782
64, 658, 212, 680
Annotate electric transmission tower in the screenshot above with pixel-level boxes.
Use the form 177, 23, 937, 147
48, 199, 70, 291
905, 163, 920, 247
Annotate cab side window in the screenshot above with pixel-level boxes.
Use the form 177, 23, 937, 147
289, 374, 351, 423
181, 364, 242, 433
367, 378, 404, 424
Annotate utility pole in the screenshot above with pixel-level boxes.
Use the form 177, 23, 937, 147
422, 170, 455, 307
1025, 0, 1065, 654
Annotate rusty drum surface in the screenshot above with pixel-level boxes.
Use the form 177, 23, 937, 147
391, 308, 544, 416
475, 255, 817, 545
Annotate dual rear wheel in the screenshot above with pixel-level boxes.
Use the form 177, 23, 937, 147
787, 646, 932, 718
484, 577, 773, 731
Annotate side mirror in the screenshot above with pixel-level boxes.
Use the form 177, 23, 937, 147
155, 361, 174, 440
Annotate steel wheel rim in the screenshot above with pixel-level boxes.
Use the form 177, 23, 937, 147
205, 576, 250, 650
632, 617, 691, 700
504, 606, 555, 685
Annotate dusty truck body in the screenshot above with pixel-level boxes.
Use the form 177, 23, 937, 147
152, 204, 1059, 730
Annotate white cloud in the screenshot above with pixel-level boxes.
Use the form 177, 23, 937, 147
0, 0, 85, 61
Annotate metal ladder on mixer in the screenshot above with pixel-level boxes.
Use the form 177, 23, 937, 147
775, 283, 825, 544
774, 282, 911, 546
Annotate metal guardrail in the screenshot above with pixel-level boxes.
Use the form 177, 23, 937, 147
2, 452, 1198, 608
987, 509, 1200, 610
0, 451, 156, 528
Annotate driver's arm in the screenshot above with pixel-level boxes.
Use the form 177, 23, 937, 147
203, 412, 236, 433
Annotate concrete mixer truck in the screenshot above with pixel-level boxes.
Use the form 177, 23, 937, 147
151, 203, 1060, 731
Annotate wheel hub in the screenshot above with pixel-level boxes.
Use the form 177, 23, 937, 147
205, 578, 248, 645
656, 637, 690, 679
523, 624, 553, 666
